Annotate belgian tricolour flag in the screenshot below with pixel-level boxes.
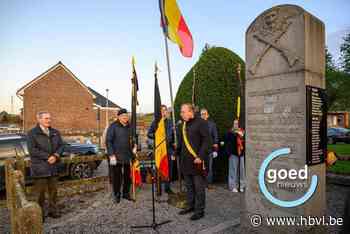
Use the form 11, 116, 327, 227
154, 63, 169, 180
159, 0, 193, 57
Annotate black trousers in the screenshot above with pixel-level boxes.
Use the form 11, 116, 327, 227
183, 174, 206, 214
110, 163, 131, 197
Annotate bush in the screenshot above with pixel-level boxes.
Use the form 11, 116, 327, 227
174, 46, 245, 138
174, 47, 245, 182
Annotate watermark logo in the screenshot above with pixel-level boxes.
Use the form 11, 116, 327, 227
258, 148, 318, 208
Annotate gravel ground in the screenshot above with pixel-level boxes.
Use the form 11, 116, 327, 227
0, 161, 348, 234
1, 161, 241, 234
43, 183, 240, 234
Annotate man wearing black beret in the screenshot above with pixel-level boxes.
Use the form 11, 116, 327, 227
106, 108, 136, 203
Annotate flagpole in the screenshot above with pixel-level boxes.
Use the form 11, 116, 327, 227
236, 64, 241, 192
164, 33, 183, 193
160, 0, 182, 193
192, 67, 196, 106
163, 36, 176, 141
237, 63, 242, 127
153, 66, 162, 197
131, 162, 136, 201
131, 57, 138, 201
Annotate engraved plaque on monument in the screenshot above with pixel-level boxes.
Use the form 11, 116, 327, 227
242, 4, 326, 233
306, 86, 327, 166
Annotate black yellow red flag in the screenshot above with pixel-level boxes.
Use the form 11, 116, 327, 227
154, 63, 169, 179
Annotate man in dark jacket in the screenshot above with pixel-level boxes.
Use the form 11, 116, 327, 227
200, 108, 219, 186
177, 103, 211, 221
147, 104, 175, 194
27, 111, 64, 220
106, 109, 135, 203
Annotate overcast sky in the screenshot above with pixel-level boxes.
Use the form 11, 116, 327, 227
1, 0, 349, 114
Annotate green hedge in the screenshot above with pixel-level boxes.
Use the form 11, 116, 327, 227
174, 46, 245, 138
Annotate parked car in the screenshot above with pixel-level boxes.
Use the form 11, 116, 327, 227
0, 134, 103, 191
327, 127, 350, 144
63, 142, 103, 179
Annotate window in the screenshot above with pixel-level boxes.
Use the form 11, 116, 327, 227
327, 129, 336, 136
337, 127, 349, 134
20, 141, 29, 155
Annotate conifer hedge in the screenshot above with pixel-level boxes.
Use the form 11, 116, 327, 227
174, 46, 245, 138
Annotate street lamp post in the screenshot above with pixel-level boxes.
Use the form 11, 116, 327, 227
106, 89, 109, 128
97, 107, 101, 147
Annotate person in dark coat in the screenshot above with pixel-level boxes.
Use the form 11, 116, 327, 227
27, 111, 64, 220
200, 108, 219, 186
176, 103, 211, 221
147, 104, 175, 194
106, 109, 136, 203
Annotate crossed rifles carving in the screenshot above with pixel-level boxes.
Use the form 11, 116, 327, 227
249, 21, 300, 75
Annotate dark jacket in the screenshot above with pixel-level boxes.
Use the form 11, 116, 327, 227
27, 124, 64, 178
176, 117, 211, 175
224, 130, 239, 156
147, 118, 174, 155
207, 120, 219, 145
106, 121, 133, 164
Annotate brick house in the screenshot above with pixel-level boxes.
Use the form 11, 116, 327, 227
327, 111, 349, 128
16, 61, 122, 134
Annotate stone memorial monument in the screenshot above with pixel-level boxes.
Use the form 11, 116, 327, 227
243, 4, 326, 233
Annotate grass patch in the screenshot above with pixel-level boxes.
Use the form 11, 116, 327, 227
328, 160, 350, 175
327, 144, 350, 156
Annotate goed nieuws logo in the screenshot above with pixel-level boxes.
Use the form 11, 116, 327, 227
258, 148, 318, 208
